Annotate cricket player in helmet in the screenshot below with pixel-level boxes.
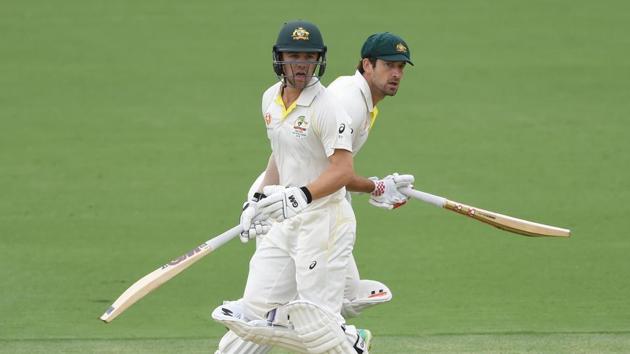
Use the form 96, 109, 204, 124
272, 20, 327, 88
212, 20, 372, 354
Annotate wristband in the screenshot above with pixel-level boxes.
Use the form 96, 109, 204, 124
300, 186, 313, 204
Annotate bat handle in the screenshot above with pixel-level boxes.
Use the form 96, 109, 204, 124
400, 187, 447, 208
206, 225, 242, 250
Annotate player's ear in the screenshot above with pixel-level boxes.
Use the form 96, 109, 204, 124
362, 58, 375, 74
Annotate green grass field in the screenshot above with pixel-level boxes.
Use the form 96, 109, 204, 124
2, 0, 629, 353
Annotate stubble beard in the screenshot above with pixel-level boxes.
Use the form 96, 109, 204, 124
285, 75, 311, 90
382, 84, 398, 97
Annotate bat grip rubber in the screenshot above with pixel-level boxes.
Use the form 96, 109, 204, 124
400, 187, 447, 208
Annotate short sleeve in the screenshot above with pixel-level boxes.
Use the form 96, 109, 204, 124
313, 93, 353, 157
327, 76, 368, 149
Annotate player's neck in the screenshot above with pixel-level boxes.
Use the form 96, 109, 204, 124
281, 84, 302, 108
370, 88, 385, 107
363, 73, 385, 107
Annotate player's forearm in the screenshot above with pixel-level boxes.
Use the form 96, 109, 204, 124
257, 154, 279, 192
306, 149, 354, 200
346, 174, 376, 193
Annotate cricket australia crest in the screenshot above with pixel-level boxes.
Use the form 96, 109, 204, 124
396, 43, 408, 53
292, 27, 310, 41
292, 115, 309, 138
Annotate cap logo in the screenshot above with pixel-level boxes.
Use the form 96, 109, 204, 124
396, 43, 407, 53
292, 27, 310, 41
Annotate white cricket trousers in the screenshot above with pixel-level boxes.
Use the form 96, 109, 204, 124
243, 196, 356, 321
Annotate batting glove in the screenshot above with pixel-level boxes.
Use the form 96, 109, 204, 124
256, 186, 311, 222
369, 173, 415, 210
239, 192, 271, 243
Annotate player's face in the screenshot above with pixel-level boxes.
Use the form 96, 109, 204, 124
367, 59, 406, 97
281, 52, 319, 89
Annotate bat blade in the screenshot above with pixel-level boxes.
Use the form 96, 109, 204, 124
100, 225, 241, 323
400, 187, 570, 238
443, 200, 570, 237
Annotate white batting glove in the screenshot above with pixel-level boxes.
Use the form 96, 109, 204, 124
369, 173, 415, 210
239, 193, 271, 243
256, 186, 310, 222
240, 218, 272, 243
262, 184, 287, 196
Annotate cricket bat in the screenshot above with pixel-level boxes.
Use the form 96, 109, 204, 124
400, 187, 570, 238
100, 225, 241, 323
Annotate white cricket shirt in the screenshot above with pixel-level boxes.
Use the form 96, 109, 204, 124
327, 71, 379, 156
261, 79, 353, 198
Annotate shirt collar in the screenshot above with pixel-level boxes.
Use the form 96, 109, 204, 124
353, 70, 375, 113
295, 77, 323, 107
274, 77, 323, 108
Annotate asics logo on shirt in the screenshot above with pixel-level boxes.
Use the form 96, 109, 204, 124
338, 123, 346, 134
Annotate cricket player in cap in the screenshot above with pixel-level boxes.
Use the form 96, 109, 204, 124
212, 20, 375, 354
328, 32, 415, 318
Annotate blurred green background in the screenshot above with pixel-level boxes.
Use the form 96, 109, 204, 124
1, 0, 629, 352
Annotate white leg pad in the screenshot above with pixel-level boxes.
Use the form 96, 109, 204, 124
212, 301, 309, 353
212, 300, 360, 354
341, 279, 392, 319
215, 330, 271, 354
343, 325, 369, 354
285, 300, 356, 354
